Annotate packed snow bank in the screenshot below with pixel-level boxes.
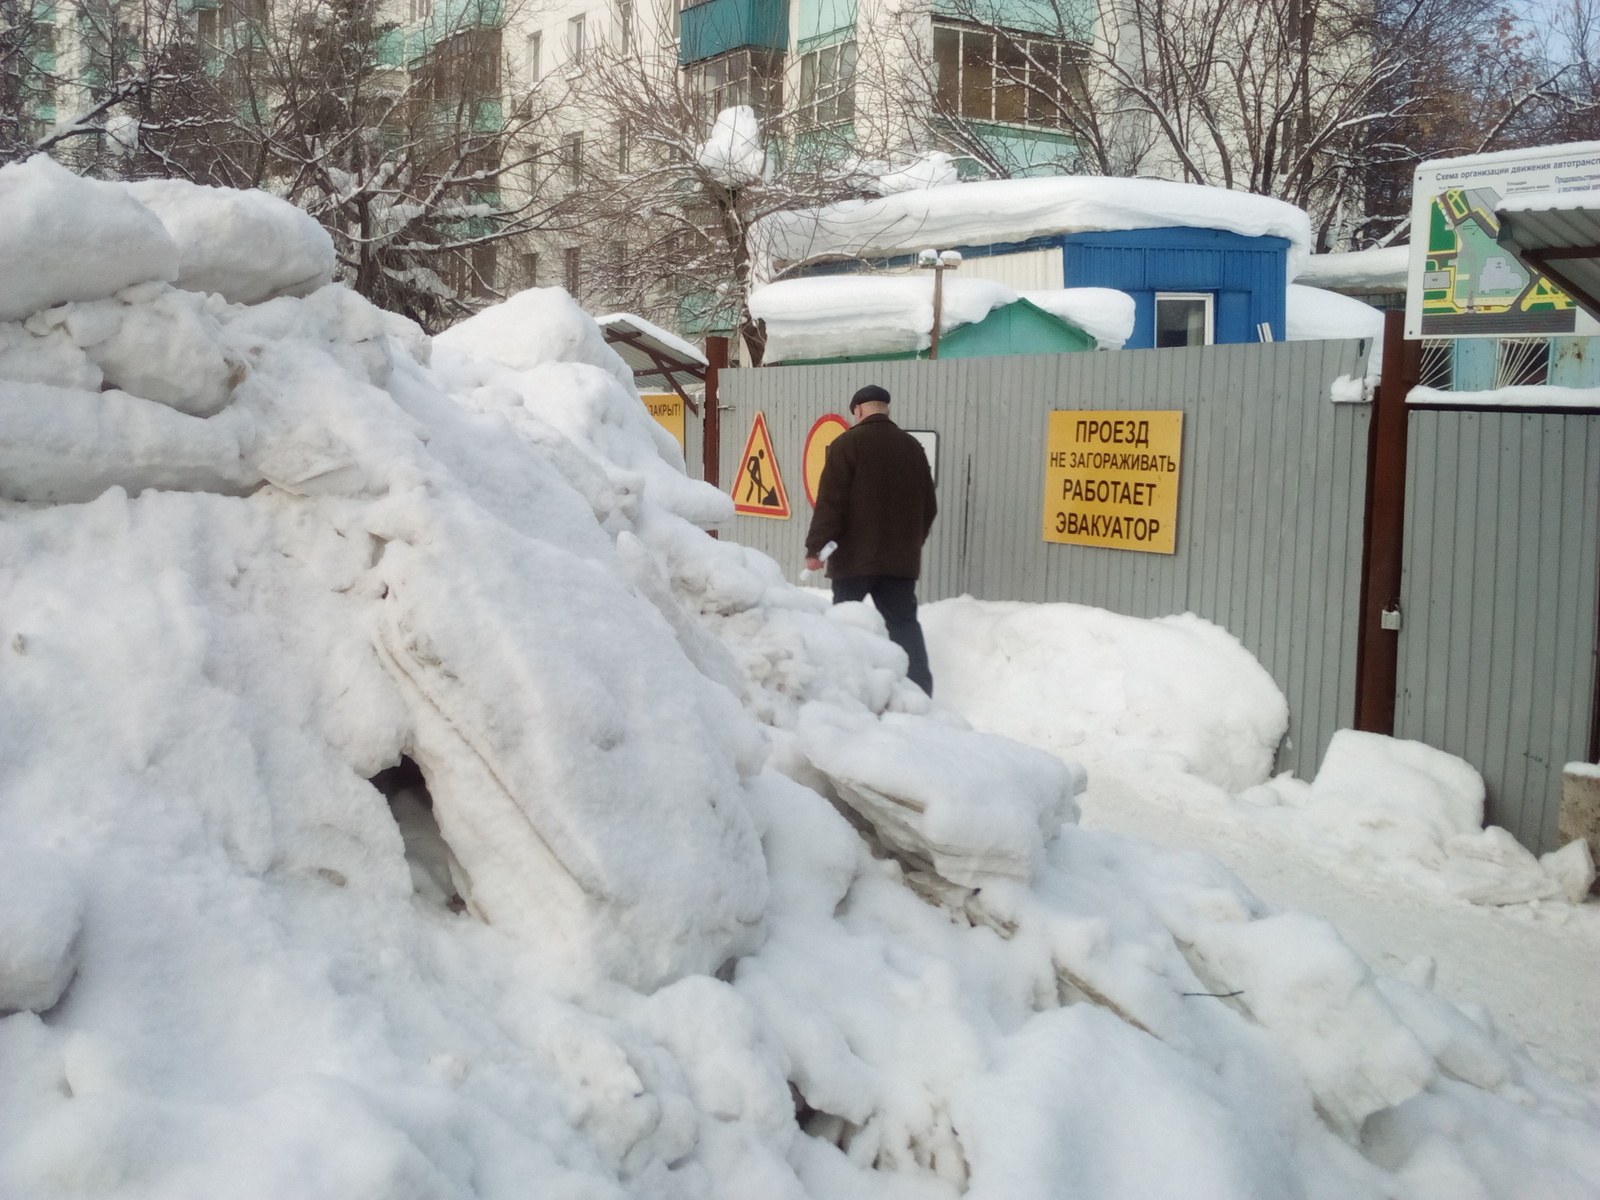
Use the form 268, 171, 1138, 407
125, 179, 335, 304
760, 176, 1315, 277
924, 598, 1597, 908
0, 155, 178, 321
1294, 245, 1409, 290
1019, 287, 1136, 349
4, 167, 1600, 1200
751, 275, 1018, 361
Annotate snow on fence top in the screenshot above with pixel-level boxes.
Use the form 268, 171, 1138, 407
1293, 244, 1409, 290
758, 176, 1316, 278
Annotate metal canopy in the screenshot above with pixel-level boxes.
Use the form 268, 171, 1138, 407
596, 313, 706, 413
1496, 199, 1600, 321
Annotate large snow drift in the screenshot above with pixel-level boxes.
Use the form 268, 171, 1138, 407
3, 159, 1599, 1200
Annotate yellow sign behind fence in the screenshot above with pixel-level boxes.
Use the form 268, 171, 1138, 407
1042, 411, 1183, 554
642, 392, 685, 451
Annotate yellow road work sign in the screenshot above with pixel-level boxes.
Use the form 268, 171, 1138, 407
642, 393, 685, 451
733, 412, 792, 519
1042, 411, 1182, 553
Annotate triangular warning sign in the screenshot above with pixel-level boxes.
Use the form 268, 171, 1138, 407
732, 412, 792, 519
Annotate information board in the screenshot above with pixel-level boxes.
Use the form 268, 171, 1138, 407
1406, 142, 1600, 338
1042, 411, 1182, 554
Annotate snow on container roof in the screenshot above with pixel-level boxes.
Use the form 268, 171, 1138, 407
1018, 288, 1136, 349
759, 177, 1315, 277
751, 275, 1020, 362
1293, 245, 1409, 291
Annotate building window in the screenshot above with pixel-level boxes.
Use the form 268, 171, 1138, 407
525, 30, 541, 80
616, 0, 633, 52
684, 48, 783, 122
798, 41, 856, 127
1154, 293, 1213, 348
520, 251, 540, 287
564, 246, 582, 296
932, 22, 1084, 128
1496, 337, 1549, 386
567, 13, 585, 66
408, 0, 431, 21
560, 131, 584, 185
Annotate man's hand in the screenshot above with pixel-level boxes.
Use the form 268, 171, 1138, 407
804, 556, 824, 572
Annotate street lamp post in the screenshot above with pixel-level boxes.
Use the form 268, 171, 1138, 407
917, 248, 962, 359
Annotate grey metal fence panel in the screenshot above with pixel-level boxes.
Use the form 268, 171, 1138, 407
719, 341, 1372, 778
1396, 410, 1600, 853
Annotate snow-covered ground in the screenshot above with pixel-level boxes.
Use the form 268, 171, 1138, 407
922, 598, 1600, 1083
3, 156, 1600, 1200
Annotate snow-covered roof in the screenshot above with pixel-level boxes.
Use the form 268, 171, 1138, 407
753, 275, 1028, 362
759, 177, 1315, 277
595, 312, 708, 402
1293, 246, 1409, 291
1284, 285, 1384, 342
1019, 288, 1136, 350
1493, 190, 1600, 322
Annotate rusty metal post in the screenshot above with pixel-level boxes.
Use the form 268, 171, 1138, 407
703, 335, 728, 490
1354, 310, 1421, 733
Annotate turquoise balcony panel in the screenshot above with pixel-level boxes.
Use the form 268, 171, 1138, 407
933, 0, 1088, 38
797, 0, 853, 45
376, 26, 405, 64
679, 0, 787, 65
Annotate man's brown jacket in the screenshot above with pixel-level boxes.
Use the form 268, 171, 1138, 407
804, 413, 937, 579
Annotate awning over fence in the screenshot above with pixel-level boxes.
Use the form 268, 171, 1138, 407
596, 313, 707, 412
1496, 193, 1600, 321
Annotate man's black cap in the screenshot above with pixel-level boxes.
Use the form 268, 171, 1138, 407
849, 384, 891, 412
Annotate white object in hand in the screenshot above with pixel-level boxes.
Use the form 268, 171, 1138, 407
819, 541, 837, 561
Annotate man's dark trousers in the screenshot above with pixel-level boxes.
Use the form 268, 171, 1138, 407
831, 575, 933, 696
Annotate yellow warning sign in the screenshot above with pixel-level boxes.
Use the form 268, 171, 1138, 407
642, 392, 685, 451
1042, 411, 1182, 553
734, 412, 791, 519
803, 413, 850, 507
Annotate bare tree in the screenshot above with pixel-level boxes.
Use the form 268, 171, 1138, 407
542, 3, 892, 362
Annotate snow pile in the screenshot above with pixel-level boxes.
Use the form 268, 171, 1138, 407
3, 160, 1600, 1200
1294, 245, 1409, 290
125, 178, 336, 304
760, 176, 1315, 277
752, 275, 1019, 361
871, 152, 960, 195
697, 105, 766, 189
924, 597, 1597, 908
1019, 287, 1136, 349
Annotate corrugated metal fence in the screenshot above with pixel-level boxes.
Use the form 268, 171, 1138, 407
720, 340, 1372, 779
1397, 409, 1600, 851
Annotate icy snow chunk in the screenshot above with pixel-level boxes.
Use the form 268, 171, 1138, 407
0, 156, 179, 322
1310, 730, 1485, 850
1018, 287, 1136, 349
81, 287, 237, 416
124, 179, 335, 305
0, 383, 258, 502
1541, 838, 1596, 904
1188, 910, 1436, 1137
796, 703, 1081, 886
1441, 826, 1559, 905
696, 105, 766, 189
0, 846, 82, 1014
435, 286, 634, 390
0, 321, 103, 391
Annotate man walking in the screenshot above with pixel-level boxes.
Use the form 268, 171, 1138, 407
804, 384, 938, 694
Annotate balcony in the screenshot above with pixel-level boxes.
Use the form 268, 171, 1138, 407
679, 0, 787, 66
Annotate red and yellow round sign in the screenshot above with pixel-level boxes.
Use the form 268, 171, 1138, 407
803, 413, 850, 507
